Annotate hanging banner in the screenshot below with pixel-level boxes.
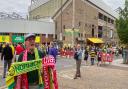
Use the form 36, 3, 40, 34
6, 56, 58, 89
0, 36, 10, 42
64, 29, 79, 36
6, 59, 42, 87
12, 35, 24, 43
35, 36, 40, 43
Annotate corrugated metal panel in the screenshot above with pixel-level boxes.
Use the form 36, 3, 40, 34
0, 20, 55, 34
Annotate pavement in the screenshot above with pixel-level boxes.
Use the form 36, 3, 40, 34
0, 60, 6, 89
0, 56, 128, 89
58, 58, 128, 89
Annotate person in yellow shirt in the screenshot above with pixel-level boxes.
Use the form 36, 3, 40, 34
10, 43, 15, 56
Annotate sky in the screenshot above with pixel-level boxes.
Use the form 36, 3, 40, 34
0, 0, 125, 17
103, 0, 125, 10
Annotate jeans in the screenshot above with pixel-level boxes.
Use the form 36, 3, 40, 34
75, 59, 82, 77
91, 58, 95, 65
3, 60, 12, 77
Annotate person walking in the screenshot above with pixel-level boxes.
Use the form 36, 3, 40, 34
17, 33, 45, 89
1, 43, 13, 78
97, 49, 102, 66
74, 44, 82, 79
0, 43, 2, 56
84, 47, 89, 66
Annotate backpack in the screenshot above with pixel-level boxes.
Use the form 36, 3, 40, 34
74, 52, 79, 60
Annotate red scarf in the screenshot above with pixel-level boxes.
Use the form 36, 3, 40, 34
14, 50, 28, 89
43, 55, 58, 89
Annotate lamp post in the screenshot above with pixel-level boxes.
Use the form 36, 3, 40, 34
72, 0, 75, 46
60, 0, 63, 41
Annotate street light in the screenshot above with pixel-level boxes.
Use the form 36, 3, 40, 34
72, 0, 75, 46
60, 0, 63, 41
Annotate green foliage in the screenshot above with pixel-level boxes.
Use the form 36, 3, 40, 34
116, 0, 128, 45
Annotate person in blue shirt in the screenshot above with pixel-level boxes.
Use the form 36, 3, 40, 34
74, 44, 82, 79
48, 42, 58, 63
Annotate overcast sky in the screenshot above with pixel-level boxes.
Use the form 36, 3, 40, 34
0, 0, 125, 17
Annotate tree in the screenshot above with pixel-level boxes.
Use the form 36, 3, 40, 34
116, 0, 128, 45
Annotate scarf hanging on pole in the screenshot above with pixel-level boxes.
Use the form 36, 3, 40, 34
42, 55, 58, 89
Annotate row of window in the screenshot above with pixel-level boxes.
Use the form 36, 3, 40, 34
98, 26, 113, 38
0, 33, 9, 35
98, 13, 114, 24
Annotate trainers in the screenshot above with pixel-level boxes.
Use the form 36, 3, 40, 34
74, 77, 77, 79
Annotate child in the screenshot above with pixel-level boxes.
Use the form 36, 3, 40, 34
90, 49, 96, 65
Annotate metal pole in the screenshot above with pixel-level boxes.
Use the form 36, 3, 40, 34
72, 0, 75, 46
60, 0, 63, 41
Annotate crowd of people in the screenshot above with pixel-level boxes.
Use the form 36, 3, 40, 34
0, 33, 58, 89
73, 44, 123, 79
0, 33, 124, 86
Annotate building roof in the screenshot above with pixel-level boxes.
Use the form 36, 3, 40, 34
29, 0, 50, 12
29, 0, 118, 18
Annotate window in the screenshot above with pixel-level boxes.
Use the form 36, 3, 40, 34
78, 33, 80, 37
63, 25, 65, 29
81, 33, 83, 37
0, 33, 9, 35
108, 18, 111, 23
92, 28, 94, 37
92, 25, 94, 28
104, 16, 107, 21
111, 19, 114, 24
63, 36, 65, 40
98, 26, 103, 38
78, 22, 81, 27
85, 34, 86, 37
55, 34, 57, 39
98, 13, 103, 20
110, 29, 113, 38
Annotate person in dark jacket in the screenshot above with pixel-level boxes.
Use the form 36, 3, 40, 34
84, 47, 89, 65
0, 43, 2, 56
1, 43, 13, 78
